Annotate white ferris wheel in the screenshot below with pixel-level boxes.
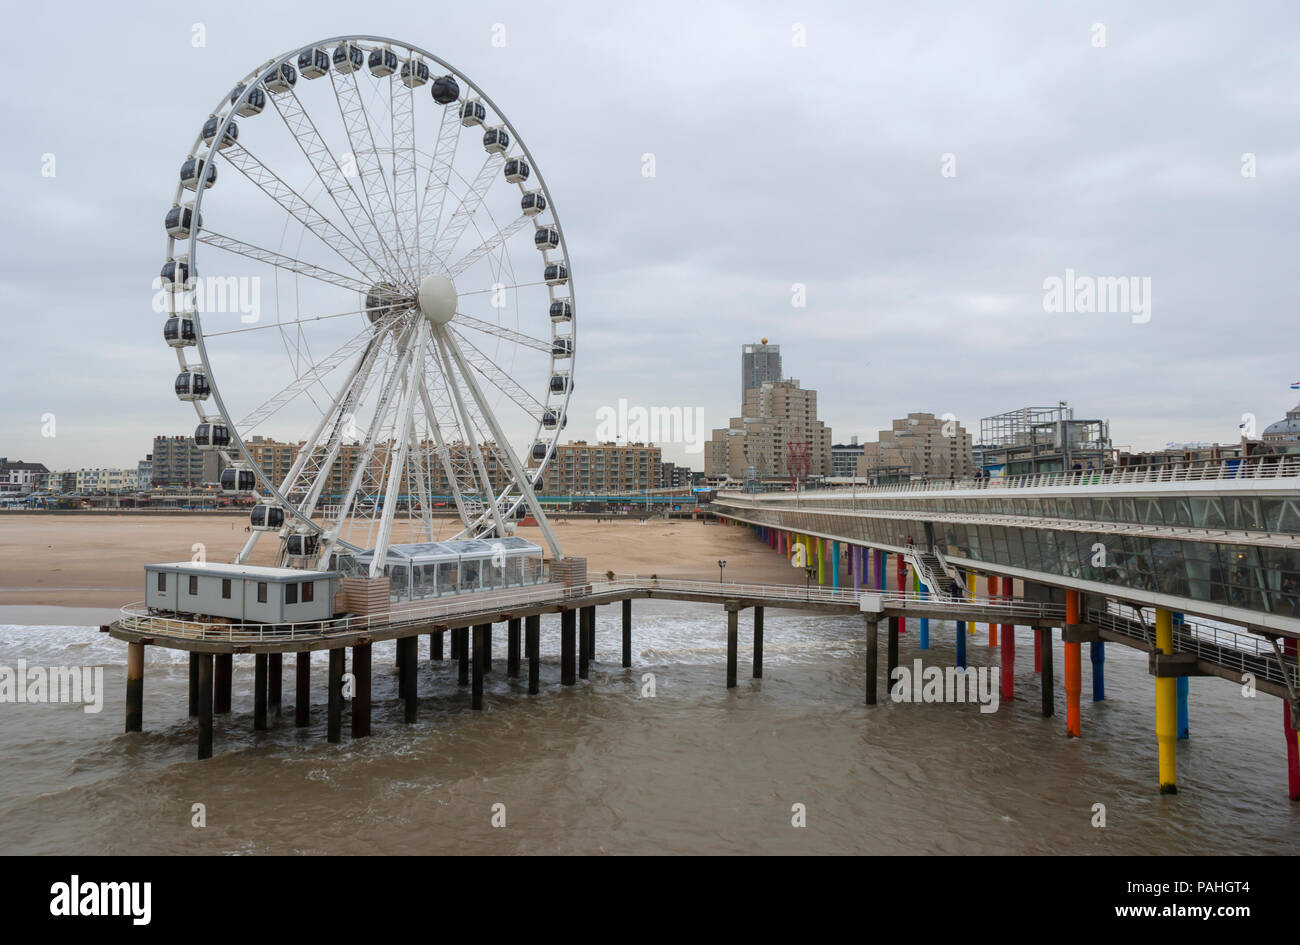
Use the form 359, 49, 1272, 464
160, 35, 571, 575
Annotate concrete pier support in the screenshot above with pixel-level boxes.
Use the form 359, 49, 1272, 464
1039, 628, 1054, 717
351, 642, 371, 738
726, 602, 739, 688
196, 652, 214, 760
399, 636, 418, 722
1033, 626, 1042, 672
507, 618, 521, 678
560, 609, 576, 685
451, 625, 461, 661
526, 614, 540, 695
457, 627, 469, 686
1092, 642, 1106, 703
327, 647, 344, 744
1154, 608, 1178, 794
1173, 614, 1187, 736
865, 616, 879, 705
1064, 591, 1082, 738
896, 556, 906, 634
125, 641, 144, 734
214, 653, 232, 714
472, 624, 487, 710
254, 653, 268, 732
753, 606, 764, 678
483, 622, 492, 674
295, 652, 310, 727
268, 653, 282, 717
188, 653, 198, 718
1001, 579, 1014, 699
622, 598, 632, 668
431, 631, 443, 661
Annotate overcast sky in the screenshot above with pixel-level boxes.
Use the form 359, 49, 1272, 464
3, 0, 1299, 470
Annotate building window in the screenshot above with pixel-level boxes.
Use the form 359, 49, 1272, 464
257, 582, 267, 603
301, 581, 314, 603
286, 583, 298, 605
221, 578, 231, 599
188, 575, 198, 595
157, 573, 166, 592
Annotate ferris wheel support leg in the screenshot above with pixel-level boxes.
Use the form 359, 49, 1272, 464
235, 525, 263, 565
435, 326, 565, 559
371, 323, 429, 576
431, 329, 508, 539
417, 378, 474, 531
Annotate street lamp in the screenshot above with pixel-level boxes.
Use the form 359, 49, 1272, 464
718, 559, 727, 584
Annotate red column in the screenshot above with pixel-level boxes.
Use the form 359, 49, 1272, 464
1064, 590, 1081, 737
1000, 577, 1014, 700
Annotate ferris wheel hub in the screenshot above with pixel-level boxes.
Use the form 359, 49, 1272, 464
417, 273, 458, 325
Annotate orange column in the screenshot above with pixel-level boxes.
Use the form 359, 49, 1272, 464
1064, 590, 1081, 737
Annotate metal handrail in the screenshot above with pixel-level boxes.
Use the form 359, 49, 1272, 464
717, 456, 1300, 499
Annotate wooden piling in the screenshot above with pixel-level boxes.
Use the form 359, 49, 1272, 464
865, 615, 879, 705
431, 630, 443, 661
197, 652, 213, 761
352, 642, 371, 738
472, 624, 486, 710
295, 651, 310, 727
457, 627, 469, 687
188, 652, 198, 718
622, 598, 632, 668
1040, 628, 1054, 718
125, 641, 144, 734
561, 609, 576, 685
753, 605, 764, 678
399, 636, 417, 722
726, 603, 739, 688
214, 653, 232, 714
887, 616, 899, 689
526, 614, 540, 694
254, 653, 268, 732
507, 618, 521, 678
327, 647, 343, 743
579, 607, 591, 680
268, 652, 282, 717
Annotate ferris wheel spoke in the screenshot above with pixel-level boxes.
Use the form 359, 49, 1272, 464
429, 331, 508, 537
452, 313, 552, 354
237, 311, 400, 430
390, 78, 419, 279
416, 102, 462, 264
415, 377, 473, 529
270, 89, 404, 280
426, 154, 502, 273
447, 328, 547, 413
329, 70, 406, 281
436, 325, 563, 557
370, 321, 428, 573
219, 143, 381, 281
447, 214, 531, 278
202, 305, 373, 338
198, 230, 375, 295
458, 279, 547, 297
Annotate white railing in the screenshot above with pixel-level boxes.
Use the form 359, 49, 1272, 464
716, 456, 1300, 501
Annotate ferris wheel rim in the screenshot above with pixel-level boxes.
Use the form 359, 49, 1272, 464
163, 35, 576, 551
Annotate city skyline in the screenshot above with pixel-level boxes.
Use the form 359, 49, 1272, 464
5, 2, 1300, 471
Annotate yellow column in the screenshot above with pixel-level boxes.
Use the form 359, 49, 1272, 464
966, 571, 977, 633
817, 538, 826, 585
1155, 607, 1177, 794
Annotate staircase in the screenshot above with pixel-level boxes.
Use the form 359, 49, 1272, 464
906, 546, 966, 601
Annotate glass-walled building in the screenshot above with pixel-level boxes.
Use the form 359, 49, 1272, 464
342, 538, 545, 603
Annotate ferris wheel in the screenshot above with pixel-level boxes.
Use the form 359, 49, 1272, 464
160, 35, 571, 575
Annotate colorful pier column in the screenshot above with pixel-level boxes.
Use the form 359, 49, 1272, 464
1174, 613, 1188, 738
895, 553, 907, 633
817, 538, 826, 585
876, 550, 886, 591
987, 575, 999, 646
852, 547, 861, 591
917, 568, 929, 650
956, 566, 967, 669
1000, 578, 1014, 700
1064, 590, 1082, 737
832, 541, 841, 589
1285, 639, 1299, 800
1091, 641, 1106, 702
966, 571, 977, 633
1154, 607, 1178, 794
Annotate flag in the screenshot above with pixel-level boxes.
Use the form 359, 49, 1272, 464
1292, 381, 1300, 390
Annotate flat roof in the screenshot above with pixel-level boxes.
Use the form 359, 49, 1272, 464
145, 562, 336, 582
351, 538, 542, 562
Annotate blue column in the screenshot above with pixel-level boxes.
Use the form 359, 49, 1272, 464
1090, 641, 1105, 701
956, 616, 967, 669
919, 577, 930, 650
876, 550, 885, 591
831, 541, 840, 589
1173, 613, 1189, 739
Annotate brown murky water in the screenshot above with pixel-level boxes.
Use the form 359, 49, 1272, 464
1, 600, 1296, 854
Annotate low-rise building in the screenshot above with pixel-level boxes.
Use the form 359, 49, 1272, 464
0, 459, 50, 495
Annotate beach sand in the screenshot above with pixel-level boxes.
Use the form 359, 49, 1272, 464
0, 514, 807, 609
